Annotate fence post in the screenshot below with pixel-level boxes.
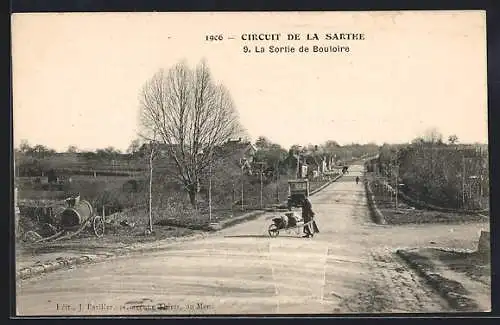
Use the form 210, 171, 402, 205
241, 168, 244, 211
208, 152, 212, 222
148, 142, 154, 233
395, 166, 399, 210
462, 155, 466, 209
276, 164, 280, 204
232, 181, 235, 216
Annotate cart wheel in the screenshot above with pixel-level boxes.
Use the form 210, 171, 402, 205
93, 216, 105, 238
268, 224, 279, 237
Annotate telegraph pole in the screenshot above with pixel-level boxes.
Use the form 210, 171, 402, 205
275, 162, 280, 203
255, 162, 265, 209
260, 165, 263, 208
462, 154, 466, 209
295, 153, 300, 179
394, 148, 399, 210
208, 149, 212, 222
395, 165, 399, 210
232, 181, 235, 216
241, 159, 245, 211
148, 140, 155, 233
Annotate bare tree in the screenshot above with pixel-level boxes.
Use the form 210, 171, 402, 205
127, 139, 142, 154
448, 134, 459, 145
422, 127, 443, 144
19, 139, 31, 153
139, 60, 244, 208
67, 145, 79, 153
255, 136, 272, 150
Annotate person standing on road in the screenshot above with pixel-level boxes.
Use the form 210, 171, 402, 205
301, 196, 319, 238
356, 176, 360, 184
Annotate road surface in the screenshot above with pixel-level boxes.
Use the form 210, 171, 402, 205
16, 163, 488, 315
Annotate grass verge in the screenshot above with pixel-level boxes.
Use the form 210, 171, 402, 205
396, 248, 489, 311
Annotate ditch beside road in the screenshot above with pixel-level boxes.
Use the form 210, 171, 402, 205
364, 173, 491, 312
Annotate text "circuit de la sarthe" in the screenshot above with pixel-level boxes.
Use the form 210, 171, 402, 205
240, 33, 366, 41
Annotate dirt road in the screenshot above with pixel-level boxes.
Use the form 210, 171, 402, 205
16, 164, 489, 315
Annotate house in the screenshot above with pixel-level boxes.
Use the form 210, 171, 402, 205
150, 139, 257, 176
216, 138, 256, 160
302, 155, 321, 179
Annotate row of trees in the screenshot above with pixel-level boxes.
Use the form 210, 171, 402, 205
17, 59, 379, 210
17, 140, 125, 160
136, 59, 384, 207
376, 128, 489, 210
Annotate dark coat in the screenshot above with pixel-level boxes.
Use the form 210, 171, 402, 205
302, 198, 319, 233
302, 198, 314, 222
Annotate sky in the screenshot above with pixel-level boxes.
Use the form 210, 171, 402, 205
12, 11, 488, 152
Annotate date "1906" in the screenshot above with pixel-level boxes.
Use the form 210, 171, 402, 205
205, 35, 224, 41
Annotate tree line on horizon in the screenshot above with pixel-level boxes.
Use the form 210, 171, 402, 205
375, 128, 489, 210
14, 58, 487, 209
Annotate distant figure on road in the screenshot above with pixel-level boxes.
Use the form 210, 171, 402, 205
356, 176, 360, 184
301, 197, 319, 238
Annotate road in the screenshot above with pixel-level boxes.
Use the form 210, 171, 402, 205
16, 163, 489, 315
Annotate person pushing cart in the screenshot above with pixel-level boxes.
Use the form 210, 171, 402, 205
301, 196, 319, 238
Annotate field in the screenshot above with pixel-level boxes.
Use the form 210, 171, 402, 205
15, 148, 335, 248
15, 152, 145, 177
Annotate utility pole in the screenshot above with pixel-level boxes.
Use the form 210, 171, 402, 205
241, 159, 245, 211
479, 175, 483, 204
462, 154, 466, 209
295, 152, 300, 179
395, 165, 399, 210
255, 162, 265, 209
232, 181, 235, 216
275, 162, 280, 203
148, 140, 155, 233
208, 149, 212, 222
394, 148, 399, 210
260, 165, 263, 209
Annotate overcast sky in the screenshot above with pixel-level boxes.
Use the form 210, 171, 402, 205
12, 11, 488, 152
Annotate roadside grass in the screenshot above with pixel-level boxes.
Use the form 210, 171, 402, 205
432, 249, 491, 285
396, 248, 484, 311
16, 223, 199, 257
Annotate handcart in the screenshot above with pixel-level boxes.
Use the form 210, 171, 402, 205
267, 212, 315, 237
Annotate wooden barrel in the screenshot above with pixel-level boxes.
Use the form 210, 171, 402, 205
60, 199, 93, 229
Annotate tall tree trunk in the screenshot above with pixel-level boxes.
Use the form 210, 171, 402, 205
188, 189, 197, 209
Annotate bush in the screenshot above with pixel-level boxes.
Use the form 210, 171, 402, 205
379, 144, 488, 210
